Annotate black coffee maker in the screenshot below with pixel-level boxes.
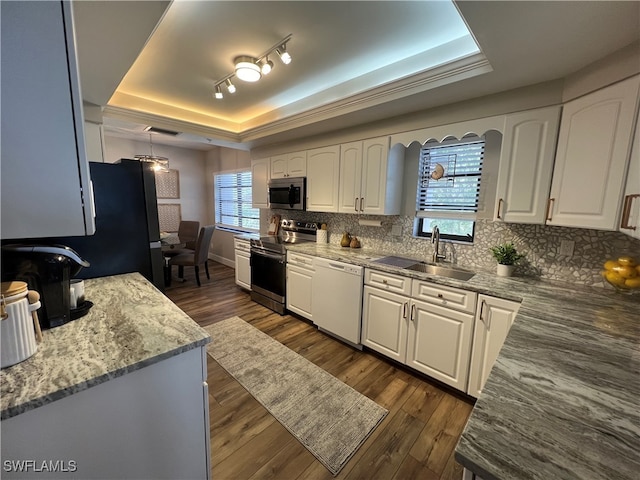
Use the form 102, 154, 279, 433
1, 245, 89, 329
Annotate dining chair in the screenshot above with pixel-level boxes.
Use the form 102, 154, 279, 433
164, 220, 200, 257
169, 225, 215, 286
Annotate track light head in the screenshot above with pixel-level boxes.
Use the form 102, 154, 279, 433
276, 44, 292, 64
214, 84, 223, 99
261, 57, 274, 75
225, 78, 236, 93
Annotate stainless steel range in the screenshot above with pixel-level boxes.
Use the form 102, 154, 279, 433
250, 219, 319, 314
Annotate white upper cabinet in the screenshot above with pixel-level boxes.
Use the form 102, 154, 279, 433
495, 106, 561, 224
338, 136, 403, 214
338, 141, 363, 213
306, 145, 340, 212
1, 1, 95, 239
547, 75, 640, 230
270, 151, 307, 178
619, 115, 640, 239
251, 158, 270, 209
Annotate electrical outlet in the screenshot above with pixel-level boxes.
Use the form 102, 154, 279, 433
391, 225, 402, 236
559, 240, 575, 257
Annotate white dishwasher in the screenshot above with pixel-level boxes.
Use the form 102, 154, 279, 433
312, 257, 364, 347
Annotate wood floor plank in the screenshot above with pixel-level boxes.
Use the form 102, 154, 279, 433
343, 409, 425, 480
214, 421, 296, 480
166, 261, 474, 479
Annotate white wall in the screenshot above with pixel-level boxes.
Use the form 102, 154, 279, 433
103, 136, 209, 228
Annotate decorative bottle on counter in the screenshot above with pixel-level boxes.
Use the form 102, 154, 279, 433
340, 232, 351, 247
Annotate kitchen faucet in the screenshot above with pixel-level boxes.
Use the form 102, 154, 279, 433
431, 225, 446, 263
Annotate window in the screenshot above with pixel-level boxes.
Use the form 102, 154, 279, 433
214, 171, 259, 231
415, 138, 484, 242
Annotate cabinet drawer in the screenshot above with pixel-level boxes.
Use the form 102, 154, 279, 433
411, 280, 476, 314
287, 251, 315, 269
234, 239, 251, 252
365, 269, 412, 295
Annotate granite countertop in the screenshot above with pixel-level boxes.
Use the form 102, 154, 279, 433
288, 243, 640, 480
0, 272, 210, 420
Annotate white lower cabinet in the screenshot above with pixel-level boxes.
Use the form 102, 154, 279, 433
362, 269, 477, 392
362, 285, 409, 363
407, 298, 474, 391
467, 295, 521, 398
234, 238, 251, 290
286, 252, 315, 320
1, 348, 210, 479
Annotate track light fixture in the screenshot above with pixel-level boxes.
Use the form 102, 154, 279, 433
213, 34, 291, 100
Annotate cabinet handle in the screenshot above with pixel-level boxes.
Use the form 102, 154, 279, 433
355, 197, 359, 212
496, 198, 504, 220
546, 198, 555, 222
410, 304, 416, 322
621, 194, 639, 230
382, 279, 388, 284
360, 197, 365, 212
479, 300, 490, 329
403, 302, 408, 319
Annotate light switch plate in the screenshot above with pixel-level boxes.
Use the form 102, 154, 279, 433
559, 240, 575, 257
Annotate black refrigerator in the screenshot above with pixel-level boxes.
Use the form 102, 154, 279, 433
45, 159, 165, 290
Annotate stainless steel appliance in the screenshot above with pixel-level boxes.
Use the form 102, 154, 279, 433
250, 219, 318, 314
268, 177, 306, 210
36, 159, 165, 290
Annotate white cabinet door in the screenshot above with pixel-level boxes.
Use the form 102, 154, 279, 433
548, 75, 640, 230
467, 296, 520, 398
270, 155, 288, 179
234, 251, 251, 290
251, 158, 270, 209
307, 146, 340, 212
286, 264, 314, 320
406, 298, 474, 391
362, 286, 409, 363
620, 116, 640, 239
338, 141, 363, 213
1, 1, 95, 239
234, 239, 251, 290
495, 106, 561, 224
287, 151, 307, 177
270, 152, 307, 178
361, 137, 390, 214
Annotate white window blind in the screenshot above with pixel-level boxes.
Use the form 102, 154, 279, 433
214, 171, 259, 231
416, 139, 484, 220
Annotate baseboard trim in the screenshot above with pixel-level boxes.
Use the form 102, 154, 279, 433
209, 254, 234, 269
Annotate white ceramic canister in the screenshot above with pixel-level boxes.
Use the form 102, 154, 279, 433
1, 281, 40, 368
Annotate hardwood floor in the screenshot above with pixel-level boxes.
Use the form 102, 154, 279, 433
165, 261, 474, 480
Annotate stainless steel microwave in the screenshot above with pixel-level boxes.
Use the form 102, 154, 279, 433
268, 177, 306, 210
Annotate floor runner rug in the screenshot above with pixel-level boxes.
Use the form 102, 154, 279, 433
205, 316, 388, 475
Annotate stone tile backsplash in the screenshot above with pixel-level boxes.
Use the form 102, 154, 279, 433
267, 210, 640, 287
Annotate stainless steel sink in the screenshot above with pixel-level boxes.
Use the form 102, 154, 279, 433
404, 262, 475, 281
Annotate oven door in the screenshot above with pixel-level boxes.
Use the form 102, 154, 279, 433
250, 248, 286, 302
